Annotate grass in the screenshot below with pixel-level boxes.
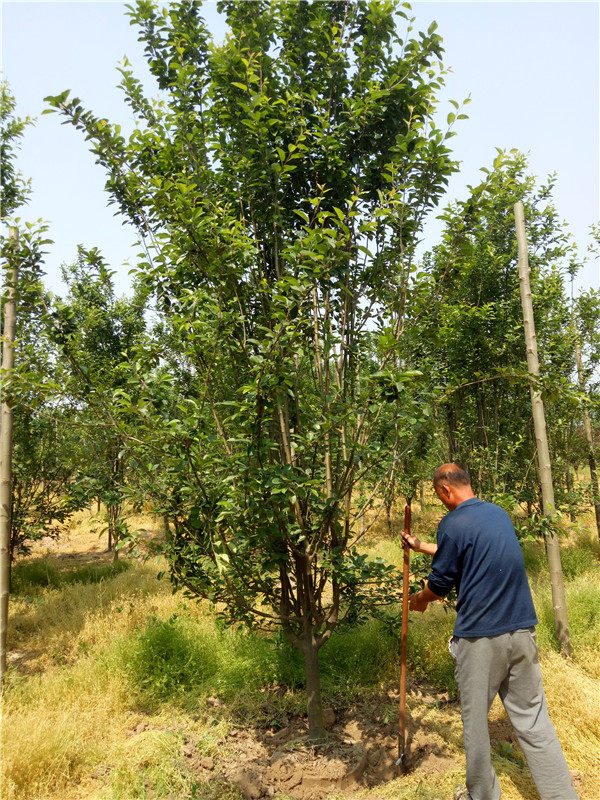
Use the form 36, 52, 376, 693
11, 558, 131, 595
2, 504, 600, 800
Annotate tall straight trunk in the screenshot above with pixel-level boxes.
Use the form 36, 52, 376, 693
575, 340, 600, 540
514, 202, 572, 656
564, 467, 575, 522
1, 227, 18, 676
302, 636, 326, 742
420, 482, 425, 509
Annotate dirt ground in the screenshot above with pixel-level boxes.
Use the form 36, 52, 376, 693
127, 688, 462, 800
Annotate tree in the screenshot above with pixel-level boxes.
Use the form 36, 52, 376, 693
45, 0, 461, 738
1, 81, 40, 674
515, 199, 571, 656
411, 150, 578, 515
573, 277, 600, 539
48, 247, 148, 559
1, 80, 32, 218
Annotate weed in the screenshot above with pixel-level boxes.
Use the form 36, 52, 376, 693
191, 781, 244, 800
105, 729, 192, 800
119, 615, 221, 705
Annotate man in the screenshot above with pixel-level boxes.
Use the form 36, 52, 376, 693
402, 463, 578, 800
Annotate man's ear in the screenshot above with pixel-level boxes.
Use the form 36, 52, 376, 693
440, 483, 451, 499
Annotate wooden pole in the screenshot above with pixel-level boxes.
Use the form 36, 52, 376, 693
575, 339, 600, 540
514, 202, 572, 656
397, 502, 411, 766
1, 227, 18, 676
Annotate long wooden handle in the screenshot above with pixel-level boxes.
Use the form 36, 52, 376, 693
399, 502, 411, 757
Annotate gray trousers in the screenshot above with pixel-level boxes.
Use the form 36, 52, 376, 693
450, 627, 578, 800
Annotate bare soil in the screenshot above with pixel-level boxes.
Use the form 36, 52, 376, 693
179, 690, 461, 799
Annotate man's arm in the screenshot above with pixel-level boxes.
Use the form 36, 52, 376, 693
401, 529, 438, 556
402, 525, 458, 612
408, 583, 443, 612
400, 529, 441, 611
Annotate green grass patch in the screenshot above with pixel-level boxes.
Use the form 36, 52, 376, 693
320, 618, 399, 691
11, 558, 130, 596
533, 573, 600, 658
118, 612, 405, 710
406, 607, 457, 693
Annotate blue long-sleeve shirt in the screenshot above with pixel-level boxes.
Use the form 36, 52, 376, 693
427, 497, 538, 637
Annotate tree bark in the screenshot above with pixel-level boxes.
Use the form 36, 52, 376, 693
514, 202, 572, 656
302, 636, 326, 742
420, 482, 425, 509
564, 467, 575, 522
1, 227, 18, 677
575, 340, 600, 540
108, 505, 119, 561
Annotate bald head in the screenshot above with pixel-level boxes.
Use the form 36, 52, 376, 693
433, 463, 471, 489
433, 464, 474, 510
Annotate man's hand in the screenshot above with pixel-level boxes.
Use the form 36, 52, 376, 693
409, 584, 443, 612
401, 530, 438, 556
401, 529, 422, 552
409, 590, 430, 612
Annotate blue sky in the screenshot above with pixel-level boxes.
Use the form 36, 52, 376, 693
2, 1, 599, 296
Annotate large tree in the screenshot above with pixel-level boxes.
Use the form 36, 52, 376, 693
46, 0, 461, 738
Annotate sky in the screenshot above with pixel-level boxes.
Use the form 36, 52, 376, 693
2, 0, 599, 297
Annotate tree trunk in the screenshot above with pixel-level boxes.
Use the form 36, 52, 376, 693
1, 227, 18, 677
575, 340, 600, 540
420, 482, 425, 509
446, 403, 457, 461
564, 467, 575, 522
108, 505, 119, 561
302, 636, 326, 742
515, 202, 572, 656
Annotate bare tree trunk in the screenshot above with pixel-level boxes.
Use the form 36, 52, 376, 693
420, 482, 425, 509
1, 227, 18, 677
564, 467, 575, 522
108, 505, 119, 562
575, 340, 600, 540
515, 202, 572, 656
301, 635, 326, 742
